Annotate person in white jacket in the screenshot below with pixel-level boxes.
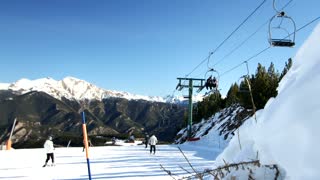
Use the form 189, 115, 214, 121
43, 136, 55, 167
148, 134, 158, 154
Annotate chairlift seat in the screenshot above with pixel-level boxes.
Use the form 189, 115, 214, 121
270, 39, 295, 47
239, 86, 249, 93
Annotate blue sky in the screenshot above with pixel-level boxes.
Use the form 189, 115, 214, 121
0, 0, 319, 97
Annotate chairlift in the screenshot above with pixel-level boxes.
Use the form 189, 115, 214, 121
239, 82, 250, 93
202, 88, 221, 98
204, 68, 220, 91
239, 61, 252, 92
268, 11, 296, 47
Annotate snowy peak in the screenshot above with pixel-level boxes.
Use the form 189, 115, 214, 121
59, 76, 107, 100
0, 77, 168, 102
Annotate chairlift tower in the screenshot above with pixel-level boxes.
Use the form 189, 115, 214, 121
176, 78, 205, 139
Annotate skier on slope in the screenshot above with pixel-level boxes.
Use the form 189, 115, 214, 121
43, 136, 55, 167
144, 132, 149, 148
148, 134, 158, 154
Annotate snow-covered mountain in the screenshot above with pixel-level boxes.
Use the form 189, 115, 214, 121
164, 94, 204, 104
0, 77, 174, 102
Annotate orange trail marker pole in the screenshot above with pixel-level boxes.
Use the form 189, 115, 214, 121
6, 118, 17, 150
81, 112, 92, 180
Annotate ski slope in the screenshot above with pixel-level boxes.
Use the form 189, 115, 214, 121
0, 144, 215, 180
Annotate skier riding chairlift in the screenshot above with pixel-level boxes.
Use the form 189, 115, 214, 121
205, 76, 218, 90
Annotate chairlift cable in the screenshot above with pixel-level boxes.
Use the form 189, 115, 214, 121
280, 0, 293, 10
213, 20, 268, 67
220, 46, 271, 77
184, 0, 267, 78
273, 0, 293, 14
295, 16, 320, 34
173, 0, 300, 97
177, 0, 267, 97
183, 0, 267, 96
220, 16, 320, 77
184, 54, 212, 79
214, 0, 293, 67
209, 0, 267, 57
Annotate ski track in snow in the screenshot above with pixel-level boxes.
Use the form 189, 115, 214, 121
0, 145, 215, 180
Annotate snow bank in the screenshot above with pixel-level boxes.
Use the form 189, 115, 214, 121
216, 22, 320, 179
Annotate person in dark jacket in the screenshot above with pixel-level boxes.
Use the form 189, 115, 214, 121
144, 133, 149, 148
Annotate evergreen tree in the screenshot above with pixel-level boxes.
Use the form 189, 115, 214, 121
251, 63, 270, 109
194, 59, 292, 122
249, 62, 280, 109
238, 75, 254, 109
225, 83, 240, 106
193, 92, 223, 123
266, 62, 280, 98
280, 58, 293, 81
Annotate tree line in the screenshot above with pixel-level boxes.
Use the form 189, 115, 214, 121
193, 58, 293, 123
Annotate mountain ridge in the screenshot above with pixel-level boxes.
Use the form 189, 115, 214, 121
0, 77, 205, 103
0, 77, 173, 102
0, 89, 187, 148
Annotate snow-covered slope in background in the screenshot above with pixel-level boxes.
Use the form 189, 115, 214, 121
176, 104, 250, 160
0, 77, 172, 102
214, 23, 320, 179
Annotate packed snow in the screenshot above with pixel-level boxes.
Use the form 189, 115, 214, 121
0, 143, 216, 180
